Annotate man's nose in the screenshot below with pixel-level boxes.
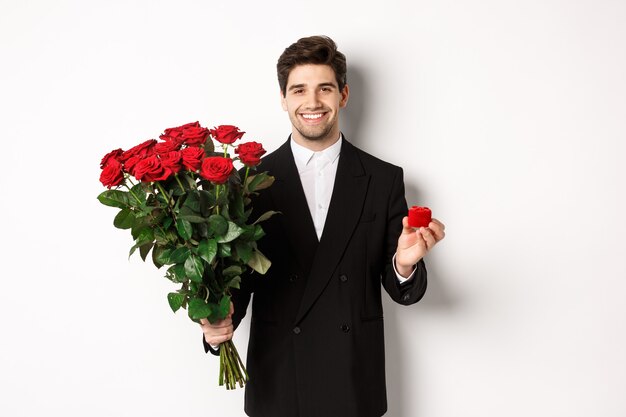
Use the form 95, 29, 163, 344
303, 91, 323, 109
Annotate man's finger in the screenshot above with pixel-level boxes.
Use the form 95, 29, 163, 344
401, 216, 414, 233
420, 227, 437, 250
428, 221, 446, 242
206, 333, 233, 346
430, 218, 445, 230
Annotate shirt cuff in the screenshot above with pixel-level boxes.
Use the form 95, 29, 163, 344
393, 253, 416, 284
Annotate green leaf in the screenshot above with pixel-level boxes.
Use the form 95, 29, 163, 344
246, 173, 275, 193
130, 216, 150, 240
130, 183, 148, 205
247, 249, 271, 274
129, 227, 155, 258
176, 218, 193, 240
184, 254, 204, 283
216, 221, 244, 243
217, 294, 231, 319
182, 190, 201, 212
227, 275, 241, 290
167, 292, 185, 313
152, 246, 171, 268
169, 247, 191, 264
203, 138, 214, 154
98, 190, 131, 208
231, 191, 245, 219
253, 225, 266, 241
179, 207, 207, 223
113, 208, 135, 229
207, 214, 228, 236
188, 298, 212, 320
253, 210, 280, 225
197, 239, 217, 264
235, 241, 253, 263
154, 228, 177, 246
218, 242, 231, 258
136, 228, 155, 245
196, 222, 209, 238
222, 265, 242, 277
198, 190, 216, 216
139, 242, 153, 261
166, 264, 188, 283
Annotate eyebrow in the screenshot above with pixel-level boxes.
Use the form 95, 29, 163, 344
287, 82, 337, 91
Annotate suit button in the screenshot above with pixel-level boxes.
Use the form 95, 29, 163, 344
402, 293, 411, 302
289, 273, 298, 282
339, 274, 348, 282
340, 324, 350, 333
293, 326, 301, 335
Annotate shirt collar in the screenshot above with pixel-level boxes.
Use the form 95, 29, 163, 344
290, 134, 343, 167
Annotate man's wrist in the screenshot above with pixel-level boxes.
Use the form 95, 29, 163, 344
392, 253, 416, 282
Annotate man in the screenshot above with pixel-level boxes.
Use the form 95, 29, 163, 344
200, 36, 445, 417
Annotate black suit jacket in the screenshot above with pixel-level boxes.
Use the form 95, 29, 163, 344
206, 137, 427, 417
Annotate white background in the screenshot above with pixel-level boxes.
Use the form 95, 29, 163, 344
1, 0, 625, 416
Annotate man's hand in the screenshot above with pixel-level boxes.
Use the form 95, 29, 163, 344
395, 217, 446, 278
199, 302, 234, 347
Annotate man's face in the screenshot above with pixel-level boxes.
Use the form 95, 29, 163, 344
281, 64, 349, 146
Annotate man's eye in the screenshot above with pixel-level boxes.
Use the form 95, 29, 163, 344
293, 89, 304, 94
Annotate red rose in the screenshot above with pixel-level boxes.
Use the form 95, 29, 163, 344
160, 122, 200, 141
182, 126, 210, 146
154, 137, 182, 154
181, 146, 205, 171
200, 156, 234, 184
159, 151, 182, 173
121, 139, 157, 162
235, 141, 266, 167
123, 155, 142, 177
408, 206, 432, 228
209, 125, 245, 145
134, 155, 172, 182
100, 148, 124, 169
99, 159, 124, 188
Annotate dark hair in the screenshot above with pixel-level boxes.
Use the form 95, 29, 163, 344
277, 35, 347, 97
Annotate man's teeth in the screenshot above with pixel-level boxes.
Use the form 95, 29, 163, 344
302, 113, 323, 119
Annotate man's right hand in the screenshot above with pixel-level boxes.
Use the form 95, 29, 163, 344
199, 302, 234, 347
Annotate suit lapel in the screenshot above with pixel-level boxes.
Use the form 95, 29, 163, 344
268, 140, 319, 273
295, 139, 370, 324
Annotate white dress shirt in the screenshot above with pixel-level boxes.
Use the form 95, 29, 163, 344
290, 136, 415, 284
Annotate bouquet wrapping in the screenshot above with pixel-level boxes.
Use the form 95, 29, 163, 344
98, 122, 275, 389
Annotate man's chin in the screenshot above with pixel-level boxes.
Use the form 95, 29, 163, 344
296, 127, 335, 142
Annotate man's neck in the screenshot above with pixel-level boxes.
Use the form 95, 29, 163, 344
291, 132, 342, 152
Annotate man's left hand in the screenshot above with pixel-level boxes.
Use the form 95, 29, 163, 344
395, 217, 446, 278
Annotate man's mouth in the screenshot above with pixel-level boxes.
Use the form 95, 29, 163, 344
299, 112, 327, 122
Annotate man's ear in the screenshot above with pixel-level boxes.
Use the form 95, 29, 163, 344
280, 90, 287, 111
340, 84, 350, 108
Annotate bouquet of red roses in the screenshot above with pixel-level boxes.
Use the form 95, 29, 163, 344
98, 122, 275, 389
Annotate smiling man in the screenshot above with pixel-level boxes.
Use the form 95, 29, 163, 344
281, 63, 348, 150
200, 35, 445, 417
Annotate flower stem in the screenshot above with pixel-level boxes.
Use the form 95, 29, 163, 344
156, 182, 172, 207
155, 182, 177, 222
174, 173, 186, 192
218, 340, 248, 390
215, 184, 220, 215
243, 166, 250, 191
124, 184, 143, 205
